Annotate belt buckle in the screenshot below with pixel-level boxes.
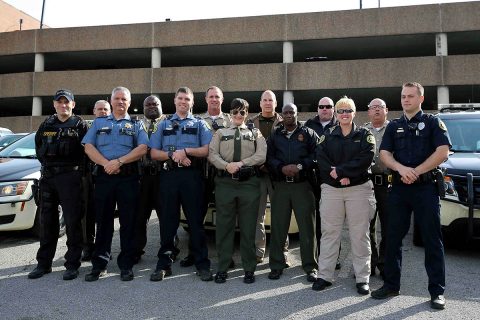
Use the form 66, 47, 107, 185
232, 173, 239, 180
286, 176, 294, 183
374, 175, 383, 185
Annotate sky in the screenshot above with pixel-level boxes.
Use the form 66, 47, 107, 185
4, 0, 476, 28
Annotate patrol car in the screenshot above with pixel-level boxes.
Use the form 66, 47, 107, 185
0, 133, 65, 236
414, 105, 480, 245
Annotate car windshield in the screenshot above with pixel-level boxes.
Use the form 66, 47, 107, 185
442, 118, 480, 152
0, 134, 27, 149
0, 133, 36, 158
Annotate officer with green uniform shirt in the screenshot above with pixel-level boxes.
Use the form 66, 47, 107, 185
208, 98, 267, 284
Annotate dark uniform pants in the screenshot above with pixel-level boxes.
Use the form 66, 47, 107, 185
156, 168, 210, 271
384, 183, 445, 296
36, 170, 83, 270
91, 172, 140, 271
215, 176, 260, 273
134, 173, 161, 257
269, 181, 317, 273
370, 183, 389, 271
82, 174, 95, 251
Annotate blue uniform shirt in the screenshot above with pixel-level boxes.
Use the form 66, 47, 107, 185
82, 113, 149, 160
380, 110, 451, 167
149, 113, 212, 151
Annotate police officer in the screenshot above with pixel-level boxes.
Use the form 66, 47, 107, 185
82, 87, 148, 282
314, 97, 375, 294
267, 103, 319, 282
179, 86, 231, 268
132, 95, 167, 263
81, 100, 111, 262
365, 98, 389, 277
248, 90, 287, 264
208, 98, 266, 284
371, 82, 450, 310
28, 89, 88, 280
149, 87, 213, 282
305, 96, 342, 270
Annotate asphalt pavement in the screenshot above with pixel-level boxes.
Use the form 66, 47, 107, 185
1, 213, 479, 320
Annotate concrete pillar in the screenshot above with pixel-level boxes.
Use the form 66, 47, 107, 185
435, 33, 448, 56
283, 41, 293, 63
283, 91, 294, 106
32, 96, 42, 116
437, 86, 450, 106
151, 48, 161, 68
34, 53, 44, 72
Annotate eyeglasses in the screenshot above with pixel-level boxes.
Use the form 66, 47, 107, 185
231, 109, 246, 116
368, 105, 386, 110
318, 105, 333, 109
336, 109, 354, 114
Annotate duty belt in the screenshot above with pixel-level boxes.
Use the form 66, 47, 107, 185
162, 159, 200, 171
278, 175, 307, 183
370, 173, 390, 186
391, 171, 435, 185
42, 166, 80, 177
217, 166, 257, 181
142, 163, 162, 175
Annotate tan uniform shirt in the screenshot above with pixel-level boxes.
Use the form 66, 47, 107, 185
365, 120, 389, 174
248, 112, 283, 140
208, 123, 267, 169
200, 112, 231, 131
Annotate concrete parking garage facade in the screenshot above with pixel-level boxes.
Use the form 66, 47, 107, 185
0, 1, 479, 131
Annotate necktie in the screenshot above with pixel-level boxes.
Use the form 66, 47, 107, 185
233, 127, 241, 162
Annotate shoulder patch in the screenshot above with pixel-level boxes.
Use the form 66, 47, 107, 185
366, 134, 375, 144
438, 119, 447, 131
319, 135, 325, 144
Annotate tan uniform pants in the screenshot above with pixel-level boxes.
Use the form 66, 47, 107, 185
317, 181, 376, 283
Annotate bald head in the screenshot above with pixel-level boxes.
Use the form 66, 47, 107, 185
317, 96, 335, 122
367, 97, 388, 128
260, 90, 277, 117
143, 95, 162, 120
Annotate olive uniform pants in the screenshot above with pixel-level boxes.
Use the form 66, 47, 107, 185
215, 176, 260, 272
269, 181, 317, 273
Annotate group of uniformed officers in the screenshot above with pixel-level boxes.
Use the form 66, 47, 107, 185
28, 82, 450, 310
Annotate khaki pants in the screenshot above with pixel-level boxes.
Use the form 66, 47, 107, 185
317, 181, 376, 283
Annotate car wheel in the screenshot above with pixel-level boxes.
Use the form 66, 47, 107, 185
413, 221, 423, 247
31, 206, 66, 238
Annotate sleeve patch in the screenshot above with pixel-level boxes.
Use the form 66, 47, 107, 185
438, 119, 447, 131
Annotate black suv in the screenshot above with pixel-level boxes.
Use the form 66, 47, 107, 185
436, 106, 480, 243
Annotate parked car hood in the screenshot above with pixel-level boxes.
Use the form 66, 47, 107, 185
0, 158, 40, 180
441, 152, 480, 176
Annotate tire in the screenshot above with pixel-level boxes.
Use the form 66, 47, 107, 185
31, 206, 66, 238
413, 221, 424, 247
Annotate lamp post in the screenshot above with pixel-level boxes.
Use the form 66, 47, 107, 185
40, 0, 46, 29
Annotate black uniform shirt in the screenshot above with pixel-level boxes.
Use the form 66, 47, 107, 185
380, 111, 451, 167
305, 115, 337, 137
316, 123, 375, 188
267, 122, 319, 179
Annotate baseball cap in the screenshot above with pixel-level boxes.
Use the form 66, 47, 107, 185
54, 89, 74, 102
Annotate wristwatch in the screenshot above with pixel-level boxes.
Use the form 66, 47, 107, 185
117, 158, 124, 166
296, 163, 303, 171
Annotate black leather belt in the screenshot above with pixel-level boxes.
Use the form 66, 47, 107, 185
42, 166, 80, 176
142, 164, 162, 175
391, 171, 434, 184
280, 176, 307, 183
217, 166, 257, 181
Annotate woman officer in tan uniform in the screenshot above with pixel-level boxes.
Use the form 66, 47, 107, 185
208, 98, 267, 284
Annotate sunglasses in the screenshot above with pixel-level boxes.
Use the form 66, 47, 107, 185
318, 105, 333, 110
231, 109, 246, 116
336, 109, 354, 114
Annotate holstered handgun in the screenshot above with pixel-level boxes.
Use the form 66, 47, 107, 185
32, 179, 40, 206
434, 168, 446, 198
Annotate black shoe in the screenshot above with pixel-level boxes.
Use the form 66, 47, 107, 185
244, 271, 255, 284
371, 286, 400, 299
268, 269, 283, 280
180, 255, 195, 268
228, 259, 235, 269
197, 269, 213, 281
28, 266, 52, 279
214, 271, 228, 284
356, 282, 370, 295
431, 295, 446, 310
306, 270, 317, 282
63, 269, 79, 280
150, 268, 172, 282
85, 269, 107, 282
312, 278, 332, 291
120, 269, 134, 281
81, 249, 94, 262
